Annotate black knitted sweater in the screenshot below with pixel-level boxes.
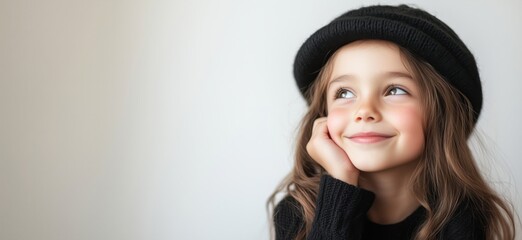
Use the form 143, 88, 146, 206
273, 175, 486, 240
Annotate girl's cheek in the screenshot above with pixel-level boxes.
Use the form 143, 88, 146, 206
327, 108, 349, 140
387, 106, 424, 131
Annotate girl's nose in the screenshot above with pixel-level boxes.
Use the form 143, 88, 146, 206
354, 100, 381, 122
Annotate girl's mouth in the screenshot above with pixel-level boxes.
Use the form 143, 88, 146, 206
346, 132, 394, 144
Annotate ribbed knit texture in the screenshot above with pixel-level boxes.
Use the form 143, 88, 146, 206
307, 175, 374, 239
273, 174, 486, 240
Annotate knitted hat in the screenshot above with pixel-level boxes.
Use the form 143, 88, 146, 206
294, 4, 482, 122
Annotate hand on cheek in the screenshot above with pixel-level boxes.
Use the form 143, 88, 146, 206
326, 112, 346, 148
306, 116, 360, 186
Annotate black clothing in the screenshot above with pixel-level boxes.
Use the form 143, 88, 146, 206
273, 175, 485, 239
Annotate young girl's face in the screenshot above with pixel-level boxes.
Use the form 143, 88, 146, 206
326, 40, 425, 173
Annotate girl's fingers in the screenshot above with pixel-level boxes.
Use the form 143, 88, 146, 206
312, 117, 328, 137
308, 117, 360, 185
312, 117, 326, 131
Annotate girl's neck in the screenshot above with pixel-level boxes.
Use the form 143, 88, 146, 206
359, 160, 420, 225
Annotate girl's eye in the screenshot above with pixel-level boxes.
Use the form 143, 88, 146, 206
335, 88, 355, 99
387, 86, 408, 96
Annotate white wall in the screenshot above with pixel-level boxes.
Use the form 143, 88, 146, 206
1, 0, 520, 239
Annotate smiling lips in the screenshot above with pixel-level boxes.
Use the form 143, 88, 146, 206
347, 132, 394, 144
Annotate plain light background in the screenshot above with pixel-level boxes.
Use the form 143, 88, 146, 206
1, 0, 521, 239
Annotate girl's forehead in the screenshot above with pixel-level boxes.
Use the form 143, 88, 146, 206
330, 40, 408, 78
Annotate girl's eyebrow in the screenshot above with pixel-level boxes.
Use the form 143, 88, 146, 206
328, 71, 413, 88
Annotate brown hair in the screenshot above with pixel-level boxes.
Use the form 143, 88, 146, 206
267, 43, 516, 239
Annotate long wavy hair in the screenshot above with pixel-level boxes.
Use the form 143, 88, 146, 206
267, 43, 516, 240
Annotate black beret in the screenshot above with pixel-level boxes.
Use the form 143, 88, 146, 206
293, 4, 482, 122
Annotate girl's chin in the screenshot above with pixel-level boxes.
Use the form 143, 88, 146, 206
350, 156, 420, 174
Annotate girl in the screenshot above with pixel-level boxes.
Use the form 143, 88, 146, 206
267, 4, 515, 240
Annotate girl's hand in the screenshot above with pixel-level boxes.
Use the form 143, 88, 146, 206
306, 117, 360, 186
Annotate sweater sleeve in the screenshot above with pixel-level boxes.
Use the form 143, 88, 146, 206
273, 195, 304, 240
307, 175, 375, 239
273, 175, 375, 240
